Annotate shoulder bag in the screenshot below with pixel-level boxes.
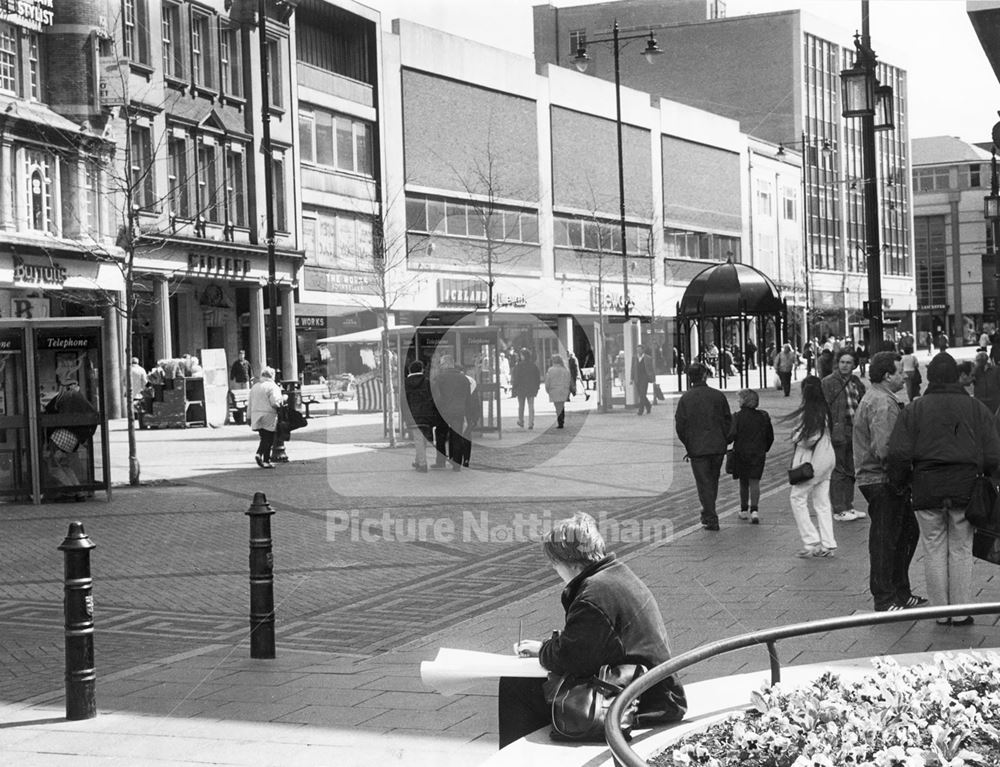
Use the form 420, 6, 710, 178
973, 527, 1000, 565
965, 474, 1000, 531
788, 441, 815, 485
546, 663, 645, 742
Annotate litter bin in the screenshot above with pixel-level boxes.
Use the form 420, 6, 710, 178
271, 380, 300, 463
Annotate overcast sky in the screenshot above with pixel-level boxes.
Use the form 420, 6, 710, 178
367, 0, 1000, 145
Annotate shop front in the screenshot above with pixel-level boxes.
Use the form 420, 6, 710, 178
132, 237, 301, 383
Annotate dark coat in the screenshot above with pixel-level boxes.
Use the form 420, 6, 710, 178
432, 367, 471, 421
402, 372, 436, 428
675, 382, 732, 457
973, 365, 1000, 415
822, 371, 866, 445
887, 383, 1000, 510
511, 359, 541, 397
728, 407, 774, 480
539, 555, 686, 723
633, 353, 654, 388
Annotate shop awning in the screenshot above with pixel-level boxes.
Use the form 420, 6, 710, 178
317, 325, 416, 345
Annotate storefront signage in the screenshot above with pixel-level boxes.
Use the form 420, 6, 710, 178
589, 286, 635, 313
438, 279, 487, 307
2, 0, 54, 31
39, 335, 95, 350
303, 267, 375, 295
0, 334, 22, 352
494, 292, 527, 308
917, 303, 947, 311
13, 256, 66, 287
462, 334, 495, 347
296, 316, 328, 329
10, 297, 49, 318
187, 254, 251, 279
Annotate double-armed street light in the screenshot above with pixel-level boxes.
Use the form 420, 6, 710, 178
839, 0, 895, 352
984, 125, 1000, 329
572, 22, 662, 323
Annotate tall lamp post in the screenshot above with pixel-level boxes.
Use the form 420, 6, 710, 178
573, 22, 662, 406
985, 138, 1000, 333
840, 0, 895, 352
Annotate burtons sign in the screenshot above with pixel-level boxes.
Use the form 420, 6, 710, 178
13, 256, 66, 287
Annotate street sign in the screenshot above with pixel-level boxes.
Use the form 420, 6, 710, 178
607, 314, 651, 324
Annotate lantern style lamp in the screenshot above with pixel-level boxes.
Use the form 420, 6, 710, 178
840, 59, 874, 118
874, 84, 894, 131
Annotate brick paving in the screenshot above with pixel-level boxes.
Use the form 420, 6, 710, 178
2, 360, 999, 766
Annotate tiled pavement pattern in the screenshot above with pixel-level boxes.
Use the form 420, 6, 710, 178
2, 355, 999, 766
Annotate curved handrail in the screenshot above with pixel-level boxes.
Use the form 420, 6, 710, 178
605, 602, 1000, 767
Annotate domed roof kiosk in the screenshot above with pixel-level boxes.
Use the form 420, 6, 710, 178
676, 259, 788, 391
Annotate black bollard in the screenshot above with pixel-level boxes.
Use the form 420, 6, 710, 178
58, 522, 97, 720
246, 492, 276, 658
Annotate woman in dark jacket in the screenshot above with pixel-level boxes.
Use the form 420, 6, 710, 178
499, 513, 686, 748
511, 349, 541, 429
728, 389, 774, 524
402, 361, 437, 472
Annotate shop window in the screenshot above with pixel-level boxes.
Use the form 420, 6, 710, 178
219, 23, 243, 98
128, 122, 155, 210
123, 0, 151, 67
167, 128, 191, 218
225, 144, 246, 227
161, 1, 184, 80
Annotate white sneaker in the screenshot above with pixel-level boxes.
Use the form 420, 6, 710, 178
833, 511, 856, 522
851, 509, 867, 518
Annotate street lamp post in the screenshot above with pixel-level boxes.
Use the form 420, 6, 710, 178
573, 22, 661, 407
984, 142, 1000, 332
840, 0, 894, 352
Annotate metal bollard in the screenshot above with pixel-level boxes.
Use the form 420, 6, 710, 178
246, 492, 276, 659
58, 521, 97, 720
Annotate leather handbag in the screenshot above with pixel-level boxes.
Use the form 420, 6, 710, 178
965, 474, 1000, 531
788, 445, 814, 485
547, 663, 645, 742
725, 449, 738, 477
973, 528, 1000, 565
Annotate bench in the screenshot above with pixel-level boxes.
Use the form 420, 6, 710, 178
228, 389, 250, 424
298, 383, 333, 417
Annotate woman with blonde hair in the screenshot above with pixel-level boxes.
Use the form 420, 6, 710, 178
498, 512, 686, 747
247, 366, 285, 469
785, 376, 837, 557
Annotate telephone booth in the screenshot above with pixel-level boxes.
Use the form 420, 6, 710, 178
0, 318, 112, 504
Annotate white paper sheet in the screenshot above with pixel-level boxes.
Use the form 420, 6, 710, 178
420, 647, 548, 696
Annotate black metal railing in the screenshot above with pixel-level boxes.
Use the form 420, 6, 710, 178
606, 602, 1000, 766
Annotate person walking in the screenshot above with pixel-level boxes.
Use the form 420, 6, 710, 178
544, 354, 572, 429
774, 343, 798, 397
403, 360, 436, 473
675, 362, 732, 531
972, 351, 1000, 414
431, 354, 471, 471
247, 367, 285, 469
822, 350, 866, 522
785, 376, 837, 557
567, 351, 588, 401
900, 342, 922, 402
727, 389, 774, 524
511, 349, 541, 429
631, 344, 654, 415
853, 351, 924, 612
888, 352, 1000, 626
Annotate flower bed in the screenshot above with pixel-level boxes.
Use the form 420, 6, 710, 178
652, 652, 1000, 767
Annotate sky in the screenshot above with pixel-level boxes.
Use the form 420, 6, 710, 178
366, 0, 1000, 145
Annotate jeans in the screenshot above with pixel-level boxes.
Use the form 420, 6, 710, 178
256, 429, 275, 461
689, 454, 724, 526
789, 477, 836, 549
830, 440, 856, 513
517, 395, 535, 427
498, 676, 549, 749
914, 506, 975, 608
739, 477, 761, 510
860, 484, 920, 610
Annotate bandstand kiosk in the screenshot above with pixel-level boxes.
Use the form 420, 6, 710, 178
0, 318, 110, 504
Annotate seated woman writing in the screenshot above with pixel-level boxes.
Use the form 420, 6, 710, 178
498, 512, 686, 748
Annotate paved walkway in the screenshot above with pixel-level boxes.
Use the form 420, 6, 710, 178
2, 348, 998, 766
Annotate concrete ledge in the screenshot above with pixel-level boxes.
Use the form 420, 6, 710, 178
480, 648, 1000, 767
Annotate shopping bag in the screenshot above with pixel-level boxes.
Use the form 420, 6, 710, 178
973, 528, 1000, 565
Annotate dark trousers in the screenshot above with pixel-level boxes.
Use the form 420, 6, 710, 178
778, 371, 792, 397
498, 676, 549, 749
435, 417, 465, 467
690, 454, 724, 525
739, 477, 761, 510
256, 429, 275, 461
860, 483, 920, 610
830, 440, 856, 513
635, 383, 651, 413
